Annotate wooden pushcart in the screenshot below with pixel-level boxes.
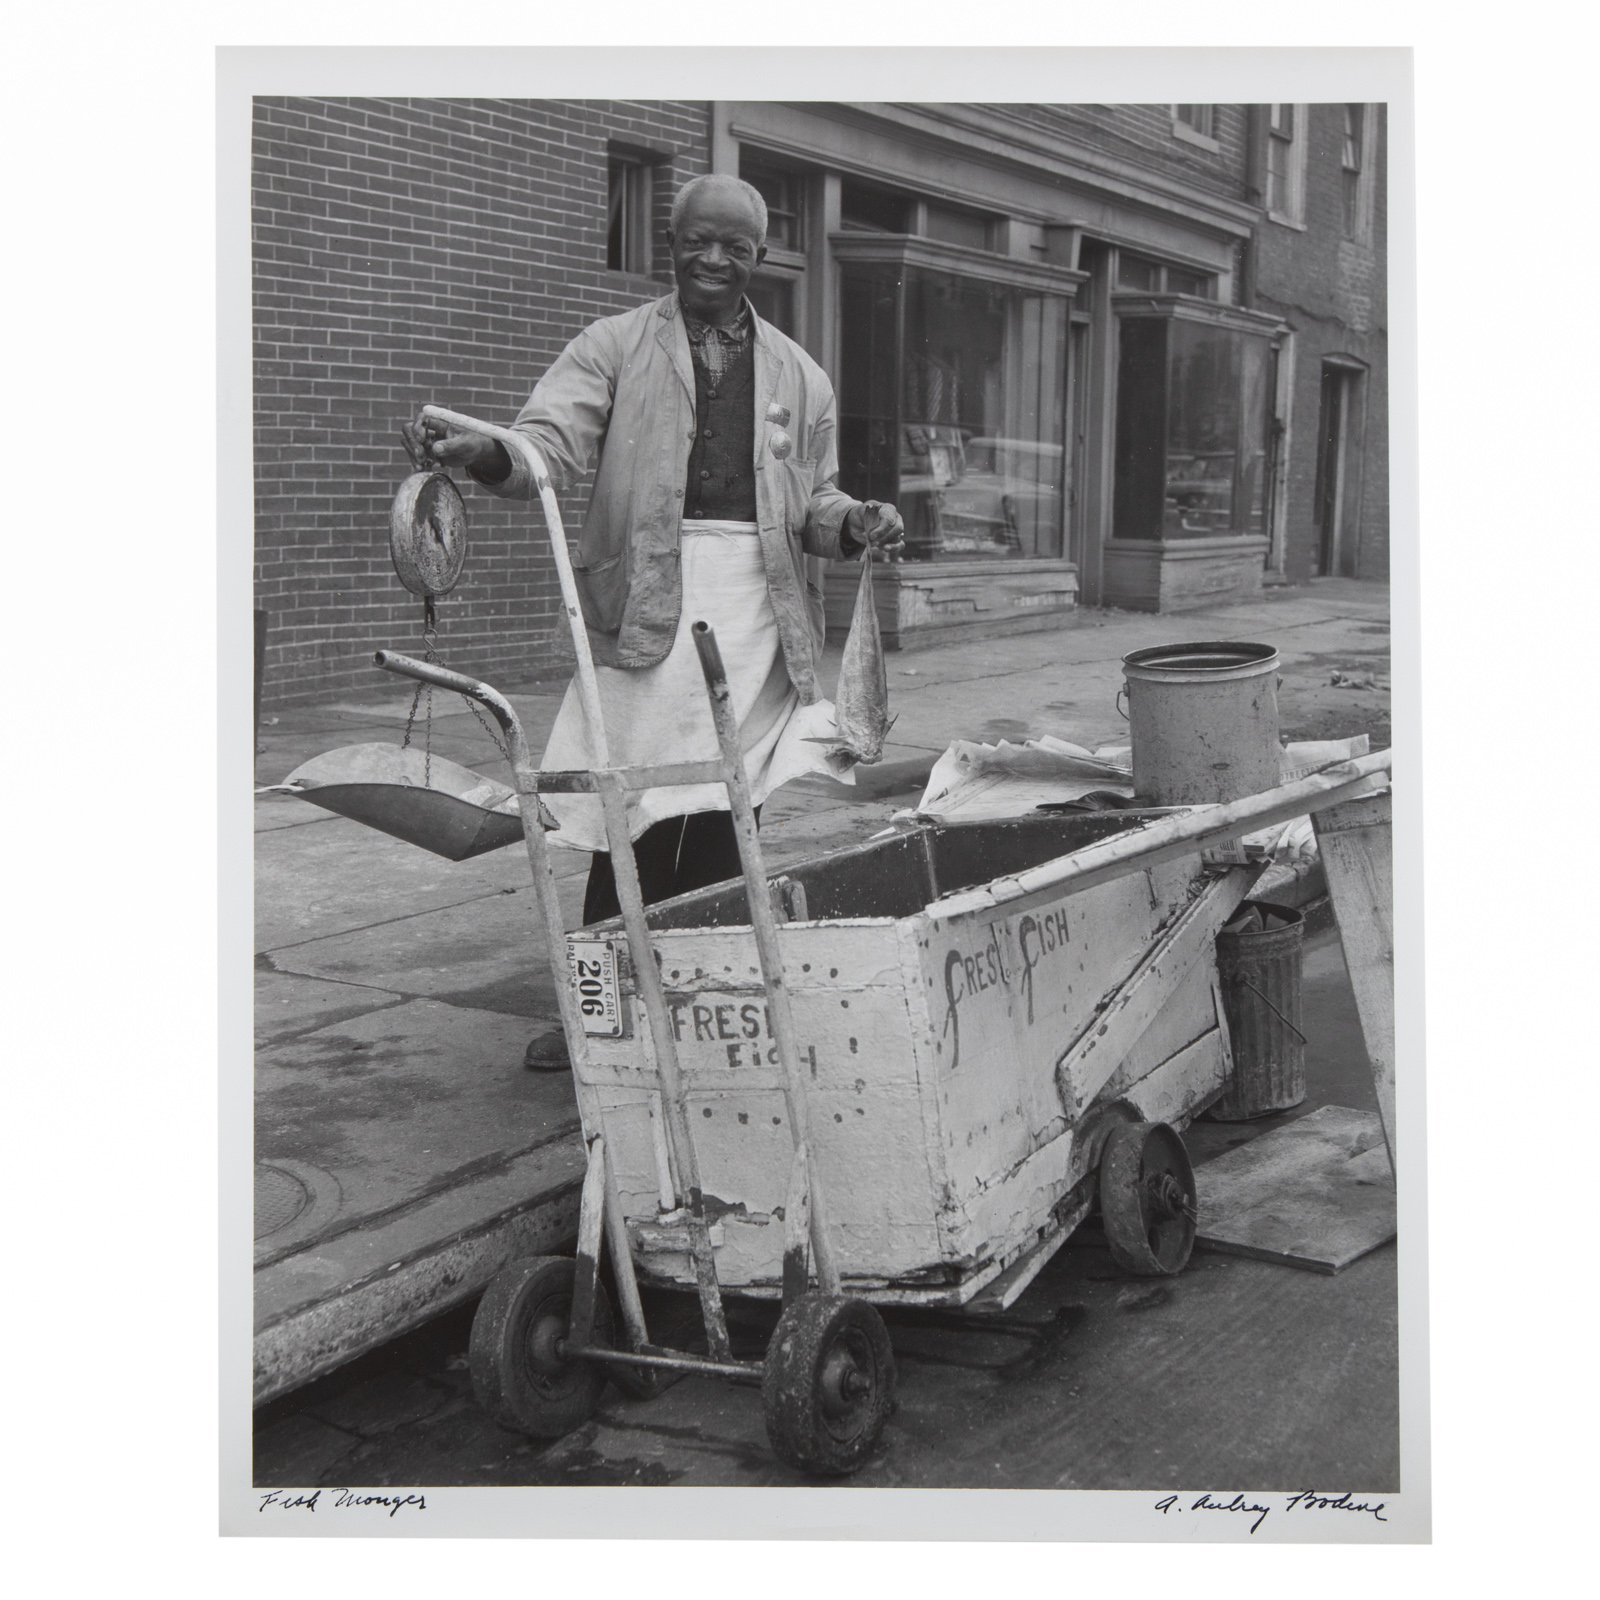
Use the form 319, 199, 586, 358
376, 407, 1390, 1475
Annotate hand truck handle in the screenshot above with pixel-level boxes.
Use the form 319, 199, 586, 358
689, 619, 842, 1296
373, 649, 531, 769
690, 617, 730, 696
416, 404, 610, 768
418, 404, 546, 480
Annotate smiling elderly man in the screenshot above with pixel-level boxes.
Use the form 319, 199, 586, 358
405, 172, 902, 1069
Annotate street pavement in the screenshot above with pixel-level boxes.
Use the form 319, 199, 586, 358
252, 577, 1393, 1478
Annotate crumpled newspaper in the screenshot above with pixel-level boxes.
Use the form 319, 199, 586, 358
902, 733, 1372, 828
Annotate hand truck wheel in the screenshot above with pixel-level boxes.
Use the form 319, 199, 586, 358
762, 1292, 895, 1476
468, 1255, 613, 1438
1098, 1119, 1198, 1277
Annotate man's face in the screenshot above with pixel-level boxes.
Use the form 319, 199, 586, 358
669, 188, 766, 323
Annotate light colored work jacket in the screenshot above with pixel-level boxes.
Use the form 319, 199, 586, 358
478, 293, 858, 704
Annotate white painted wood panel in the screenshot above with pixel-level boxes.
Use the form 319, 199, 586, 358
578, 852, 1235, 1292
1312, 793, 1395, 1174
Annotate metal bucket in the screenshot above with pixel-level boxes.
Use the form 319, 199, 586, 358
1121, 640, 1281, 805
1207, 900, 1306, 1121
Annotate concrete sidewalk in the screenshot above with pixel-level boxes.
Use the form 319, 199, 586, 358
252, 578, 1390, 1405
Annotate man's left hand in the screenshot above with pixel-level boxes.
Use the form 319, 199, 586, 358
846, 500, 906, 561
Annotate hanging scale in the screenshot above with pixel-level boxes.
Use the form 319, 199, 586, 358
391, 432, 508, 780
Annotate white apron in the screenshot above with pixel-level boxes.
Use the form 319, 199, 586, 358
539, 522, 854, 852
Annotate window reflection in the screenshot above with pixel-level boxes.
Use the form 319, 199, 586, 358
1114, 308, 1274, 540
1166, 319, 1243, 533
838, 264, 1069, 560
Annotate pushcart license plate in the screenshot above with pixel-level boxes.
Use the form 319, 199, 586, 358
568, 938, 622, 1037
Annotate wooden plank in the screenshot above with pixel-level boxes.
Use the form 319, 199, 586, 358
933, 750, 1391, 921
1194, 1105, 1396, 1274
600, 1138, 651, 1352
528, 759, 726, 793
1116, 1025, 1230, 1131
782, 1143, 812, 1304
1056, 867, 1256, 1118
637, 922, 904, 993
1312, 792, 1396, 1176
568, 1136, 609, 1346
964, 1192, 1092, 1315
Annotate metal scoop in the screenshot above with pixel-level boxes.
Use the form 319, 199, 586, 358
267, 743, 536, 860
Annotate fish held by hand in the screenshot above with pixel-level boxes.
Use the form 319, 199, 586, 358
807, 554, 896, 764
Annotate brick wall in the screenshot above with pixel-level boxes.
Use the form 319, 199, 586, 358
252, 97, 710, 708
992, 104, 1251, 203
1252, 104, 1388, 582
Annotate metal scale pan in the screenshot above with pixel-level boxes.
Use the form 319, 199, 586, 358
270, 744, 528, 861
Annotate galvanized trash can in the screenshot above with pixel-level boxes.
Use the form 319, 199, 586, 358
1121, 640, 1281, 805
1207, 900, 1306, 1121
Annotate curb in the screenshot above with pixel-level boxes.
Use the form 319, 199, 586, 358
254, 1165, 584, 1407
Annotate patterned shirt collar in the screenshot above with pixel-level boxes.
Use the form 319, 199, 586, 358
682, 299, 753, 383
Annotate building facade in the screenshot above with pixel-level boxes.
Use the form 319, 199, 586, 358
252, 98, 1387, 706
251, 98, 711, 707
1245, 103, 1389, 584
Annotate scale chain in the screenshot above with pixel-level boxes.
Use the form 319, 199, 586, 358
398, 595, 511, 785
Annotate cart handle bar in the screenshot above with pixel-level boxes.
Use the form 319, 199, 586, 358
690, 619, 729, 693
415, 403, 611, 768
419, 404, 546, 484
373, 649, 532, 770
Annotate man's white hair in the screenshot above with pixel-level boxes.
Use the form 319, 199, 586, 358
669, 174, 768, 246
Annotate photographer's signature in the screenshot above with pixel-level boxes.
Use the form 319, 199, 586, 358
1154, 1489, 1388, 1535
258, 1488, 425, 1518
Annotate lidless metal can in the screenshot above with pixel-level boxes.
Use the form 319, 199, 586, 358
1122, 640, 1281, 805
1208, 900, 1306, 1121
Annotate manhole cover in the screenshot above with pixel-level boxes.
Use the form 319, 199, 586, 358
255, 1163, 310, 1239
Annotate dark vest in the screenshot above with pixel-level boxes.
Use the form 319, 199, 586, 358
682, 337, 758, 522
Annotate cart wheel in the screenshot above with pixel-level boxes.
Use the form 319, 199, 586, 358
762, 1293, 895, 1476
469, 1256, 613, 1438
1099, 1120, 1197, 1276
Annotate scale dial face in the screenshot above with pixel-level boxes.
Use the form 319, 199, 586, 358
389, 471, 468, 597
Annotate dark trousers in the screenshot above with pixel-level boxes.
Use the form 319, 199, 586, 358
582, 807, 759, 925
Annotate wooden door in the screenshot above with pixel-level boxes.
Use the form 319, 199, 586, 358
1068, 319, 1090, 577
1314, 366, 1348, 576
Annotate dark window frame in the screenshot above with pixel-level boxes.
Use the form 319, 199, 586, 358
1341, 105, 1366, 239
738, 155, 807, 253
1117, 251, 1214, 300
606, 151, 654, 276
1265, 103, 1305, 225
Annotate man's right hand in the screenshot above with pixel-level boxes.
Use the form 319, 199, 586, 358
399, 414, 511, 481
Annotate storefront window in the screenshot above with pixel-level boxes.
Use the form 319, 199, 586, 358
840, 179, 912, 234
1117, 253, 1161, 292
839, 262, 1069, 560
1166, 265, 1212, 299
1113, 304, 1275, 540
1117, 252, 1213, 298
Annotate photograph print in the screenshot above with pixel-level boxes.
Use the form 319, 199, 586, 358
244, 81, 1406, 1529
